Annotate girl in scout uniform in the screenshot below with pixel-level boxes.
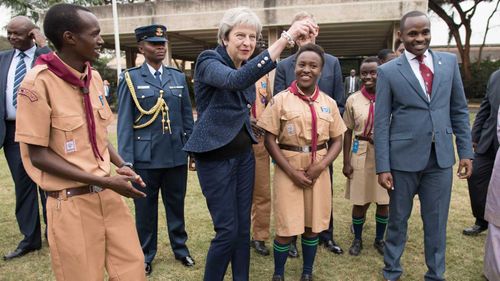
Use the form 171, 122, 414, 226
342, 57, 389, 256
258, 43, 346, 281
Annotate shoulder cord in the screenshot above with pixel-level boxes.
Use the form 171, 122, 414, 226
124, 71, 171, 134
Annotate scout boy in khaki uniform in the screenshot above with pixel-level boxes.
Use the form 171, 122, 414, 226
14, 4, 146, 280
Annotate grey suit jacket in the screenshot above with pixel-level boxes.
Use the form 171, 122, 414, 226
374, 50, 474, 173
273, 53, 344, 114
471, 69, 500, 154
344, 76, 361, 96
0, 46, 51, 147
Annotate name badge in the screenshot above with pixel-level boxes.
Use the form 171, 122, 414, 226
352, 139, 359, 153
169, 85, 184, 89
65, 140, 77, 153
286, 124, 296, 136
137, 85, 150, 89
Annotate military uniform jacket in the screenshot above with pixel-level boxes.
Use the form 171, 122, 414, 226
117, 63, 194, 169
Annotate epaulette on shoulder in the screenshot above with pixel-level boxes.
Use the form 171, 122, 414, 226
126, 66, 141, 72
23, 64, 49, 83
165, 66, 183, 73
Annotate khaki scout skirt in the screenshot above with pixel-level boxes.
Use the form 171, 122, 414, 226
345, 140, 389, 205
273, 148, 331, 237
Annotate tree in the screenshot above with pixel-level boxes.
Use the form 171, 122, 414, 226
1, 0, 105, 22
428, 0, 496, 96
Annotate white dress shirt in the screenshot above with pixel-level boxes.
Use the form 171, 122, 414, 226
349, 76, 356, 93
5, 45, 37, 120
146, 63, 163, 81
404, 49, 434, 101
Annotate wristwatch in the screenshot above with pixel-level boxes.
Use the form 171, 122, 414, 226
120, 162, 134, 169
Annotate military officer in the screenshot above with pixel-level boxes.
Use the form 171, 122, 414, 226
117, 24, 195, 276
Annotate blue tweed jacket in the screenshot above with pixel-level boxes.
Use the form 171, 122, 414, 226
183, 45, 276, 153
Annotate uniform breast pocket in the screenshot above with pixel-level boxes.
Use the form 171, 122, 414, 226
134, 131, 151, 163
137, 89, 158, 109
280, 111, 302, 144
51, 115, 85, 154
317, 112, 333, 139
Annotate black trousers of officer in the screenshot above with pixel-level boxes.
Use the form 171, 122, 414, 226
4, 121, 46, 250
467, 144, 496, 227
133, 165, 190, 263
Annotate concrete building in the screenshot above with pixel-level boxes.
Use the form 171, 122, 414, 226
90, 0, 428, 70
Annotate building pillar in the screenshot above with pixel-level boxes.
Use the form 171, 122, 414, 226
391, 22, 400, 50
125, 47, 137, 68
267, 27, 280, 93
164, 40, 173, 66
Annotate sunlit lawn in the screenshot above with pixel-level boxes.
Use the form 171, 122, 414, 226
0, 113, 486, 281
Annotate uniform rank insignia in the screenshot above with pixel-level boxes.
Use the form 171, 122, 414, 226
18, 88, 38, 102
321, 106, 330, 113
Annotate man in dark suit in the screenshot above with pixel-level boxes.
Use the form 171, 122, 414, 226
344, 69, 361, 98
374, 11, 473, 281
463, 69, 500, 236
0, 16, 50, 260
117, 25, 195, 276
273, 12, 345, 257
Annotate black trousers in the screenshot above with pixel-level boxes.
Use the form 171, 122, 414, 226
467, 145, 496, 227
4, 120, 46, 250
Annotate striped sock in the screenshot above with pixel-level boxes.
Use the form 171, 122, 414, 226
375, 214, 389, 241
273, 240, 290, 276
352, 216, 365, 240
301, 235, 319, 275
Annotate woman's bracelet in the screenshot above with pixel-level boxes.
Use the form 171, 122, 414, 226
281, 30, 295, 49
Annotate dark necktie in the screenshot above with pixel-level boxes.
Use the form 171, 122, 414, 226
416, 54, 433, 96
13, 52, 27, 108
154, 71, 161, 85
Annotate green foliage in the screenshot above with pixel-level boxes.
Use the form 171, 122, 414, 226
2, 0, 105, 22
0, 36, 11, 51
463, 60, 500, 98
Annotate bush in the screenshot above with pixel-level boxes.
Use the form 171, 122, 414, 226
463, 60, 500, 99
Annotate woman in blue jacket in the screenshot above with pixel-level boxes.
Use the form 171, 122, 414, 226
183, 6, 317, 281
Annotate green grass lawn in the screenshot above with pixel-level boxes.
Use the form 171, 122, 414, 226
0, 114, 487, 281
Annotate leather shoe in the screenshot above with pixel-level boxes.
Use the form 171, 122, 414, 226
320, 239, 343, 254
288, 242, 299, 258
251, 239, 270, 256
463, 224, 488, 236
348, 239, 363, 256
300, 273, 313, 281
272, 274, 284, 281
373, 239, 385, 256
3, 247, 40, 261
144, 262, 152, 276
177, 255, 195, 267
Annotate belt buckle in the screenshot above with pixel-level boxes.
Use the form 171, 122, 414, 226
90, 185, 103, 193
302, 146, 310, 153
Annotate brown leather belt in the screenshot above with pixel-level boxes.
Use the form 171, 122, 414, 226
355, 135, 373, 144
46, 185, 105, 199
278, 143, 327, 153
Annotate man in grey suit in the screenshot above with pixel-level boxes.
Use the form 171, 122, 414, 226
0, 16, 50, 260
273, 12, 345, 257
374, 11, 473, 281
463, 69, 500, 236
344, 69, 361, 98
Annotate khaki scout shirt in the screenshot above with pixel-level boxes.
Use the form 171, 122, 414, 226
15, 60, 114, 191
343, 91, 373, 136
252, 75, 272, 120
257, 89, 346, 149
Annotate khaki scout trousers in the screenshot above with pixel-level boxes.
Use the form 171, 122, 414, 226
251, 138, 272, 241
46, 188, 146, 281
